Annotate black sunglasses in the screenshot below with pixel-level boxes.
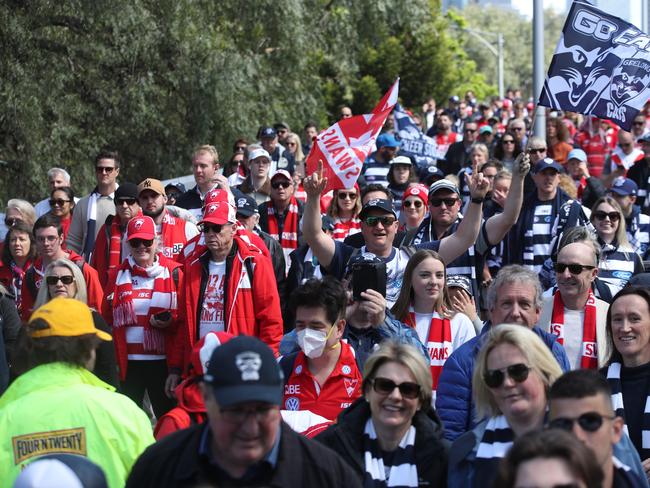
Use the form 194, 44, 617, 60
203, 223, 224, 234
117, 198, 138, 206
549, 412, 615, 433
372, 377, 421, 399
403, 200, 423, 208
49, 198, 71, 207
502, 139, 515, 144
593, 211, 620, 222
429, 198, 459, 207
464, 128, 477, 134
338, 192, 357, 200
271, 181, 292, 190
46, 275, 75, 286
528, 147, 546, 154
96, 166, 115, 174
484, 363, 531, 388
4, 217, 21, 227
553, 263, 596, 275
129, 238, 154, 248
363, 216, 396, 227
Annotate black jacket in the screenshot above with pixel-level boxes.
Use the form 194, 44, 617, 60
316, 398, 449, 487
126, 421, 361, 488
175, 186, 203, 212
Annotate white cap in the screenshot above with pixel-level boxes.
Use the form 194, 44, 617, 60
248, 148, 271, 161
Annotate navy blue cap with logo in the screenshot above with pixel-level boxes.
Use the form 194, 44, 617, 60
609, 177, 638, 196
235, 193, 259, 217
359, 198, 397, 219
260, 127, 277, 139
532, 157, 564, 174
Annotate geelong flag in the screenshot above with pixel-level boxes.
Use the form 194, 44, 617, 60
539, 0, 650, 131
306, 79, 399, 192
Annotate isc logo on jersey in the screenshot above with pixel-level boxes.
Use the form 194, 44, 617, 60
427, 341, 451, 366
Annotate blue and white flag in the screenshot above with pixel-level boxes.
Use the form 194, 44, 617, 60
392, 104, 446, 170
539, 0, 650, 131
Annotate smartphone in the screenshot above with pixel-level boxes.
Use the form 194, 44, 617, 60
351, 261, 387, 300
154, 311, 172, 322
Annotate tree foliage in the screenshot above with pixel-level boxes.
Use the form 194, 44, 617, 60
0, 0, 492, 204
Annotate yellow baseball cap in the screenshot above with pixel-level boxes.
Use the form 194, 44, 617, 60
29, 298, 112, 341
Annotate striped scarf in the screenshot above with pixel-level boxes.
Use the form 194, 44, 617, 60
332, 217, 361, 241
107, 216, 125, 275
606, 361, 650, 460
112, 255, 176, 354
550, 289, 599, 369
9, 260, 29, 310
474, 415, 514, 487
362, 418, 418, 488
267, 197, 299, 253
404, 309, 452, 393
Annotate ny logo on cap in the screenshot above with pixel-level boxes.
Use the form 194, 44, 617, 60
235, 351, 261, 381
143, 180, 152, 188
133, 219, 144, 230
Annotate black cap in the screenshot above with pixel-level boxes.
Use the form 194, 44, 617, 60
260, 126, 277, 139
359, 198, 397, 219
235, 193, 258, 217
203, 335, 283, 408
114, 182, 139, 201
165, 182, 186, 194
348, 251, 383, 268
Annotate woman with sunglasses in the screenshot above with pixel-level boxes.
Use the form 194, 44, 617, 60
387, 155, 417, 216
32, 258, 118, 387
103, 215, 183, 417
4, 199, 37, 230
401, 184, 428, 232
316, 341, 449, 487
391, 249, 475, 401
448, 324, 563, 487
0, 222, 36, 312
47, 186, 75, 244
326, 186, 362, 241
493, 131, 523, 172
590, 196, 643, 295
603, 286, 650, 467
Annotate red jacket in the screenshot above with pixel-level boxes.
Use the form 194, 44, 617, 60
103, 254, 184, 380
20, 251, 104, 320
179, 236, 282, 369
158, 210, 197, 261
153, 377, 206, 440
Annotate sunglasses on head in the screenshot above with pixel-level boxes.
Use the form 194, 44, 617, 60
117, 198, 138, 206
372, 377, 421, 399
484, 363, 530, 388
363, 216, 396, 227
593, 211, 620, 222
203, 223, 224, 234
271, 181, 292, 190
49, 198, 71, 207
549, 412, 615, 433
430, 197, 459, 207
46, 275, 75, 286
553, 263, 596, 274
95, 166, 115, 174
129, 238, 154, 248
403, 200, 423, 208
4, 217, 20, 227
338, 192, 357, 200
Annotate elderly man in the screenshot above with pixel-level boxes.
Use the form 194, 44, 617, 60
126, 336, 359, 487
34, 168, 76, 217
67, 150, 120, 261
175, 145, 221, 220
237, 146, 273, 205
137, 178, 199, 261
435, 264, 570, 441
538, 231, 609, 369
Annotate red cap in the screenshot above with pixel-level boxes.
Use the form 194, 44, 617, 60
127, 216, 156, 240
403, 184, 428, 207
190, 331, 234, 375
200, 200, 235, 226
204, 189, 229, 207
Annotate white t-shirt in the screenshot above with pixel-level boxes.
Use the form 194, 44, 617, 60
199, 260, 227, 338
562, 308, 585, 369
381, 248, 411, 308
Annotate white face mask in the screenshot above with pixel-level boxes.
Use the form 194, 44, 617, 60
296, 327, 332, 359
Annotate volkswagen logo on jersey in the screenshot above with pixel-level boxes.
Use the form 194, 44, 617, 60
285, 397, 300, 410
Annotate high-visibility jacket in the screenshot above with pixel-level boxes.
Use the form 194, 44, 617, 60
0, 362, 154, 488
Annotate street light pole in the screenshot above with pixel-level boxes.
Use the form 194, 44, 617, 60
462, 28, 505, 99
532, 0, 545, 138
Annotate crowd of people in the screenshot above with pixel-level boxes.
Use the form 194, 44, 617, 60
2, 92, 650, 487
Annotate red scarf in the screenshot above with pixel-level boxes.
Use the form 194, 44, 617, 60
107, 216, 124, 274
405, 309, 452, 390
267, 197, 299, 251
550, 289, 598, 369
332, 217, 361, 241
112, 255, 176, 354
9, 259, 30, 310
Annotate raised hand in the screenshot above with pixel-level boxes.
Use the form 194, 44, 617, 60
466, 159, 490, 199
514, 151, 531, 177
303, 160, 328, 198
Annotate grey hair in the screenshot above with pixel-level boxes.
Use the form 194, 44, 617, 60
558, 226, 601, 266
47, 168, 71, 183
528, 136, 546, 149
486, 265, 543, 311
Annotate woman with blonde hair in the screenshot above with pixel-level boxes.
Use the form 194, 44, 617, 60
448, 324, 563, 486
33, 258, 117, 386
317, 341, 449, 487
5, 199, 36, 228
391, 250, 475, 400
326, 185, 362, 241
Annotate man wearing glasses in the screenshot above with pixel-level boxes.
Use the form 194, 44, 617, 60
66, 150, 120, 261
549, 370, 647, 487
442, 121, 478, 176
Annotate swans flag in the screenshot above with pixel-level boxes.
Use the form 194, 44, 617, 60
306, 79, 399, 192
538, 0, 650, 131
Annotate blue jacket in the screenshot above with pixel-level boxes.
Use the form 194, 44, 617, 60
435, 323, 571, 442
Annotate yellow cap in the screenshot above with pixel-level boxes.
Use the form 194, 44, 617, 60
29, 297, 112, 342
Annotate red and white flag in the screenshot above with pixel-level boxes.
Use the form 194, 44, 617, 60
306, 79, 399, 192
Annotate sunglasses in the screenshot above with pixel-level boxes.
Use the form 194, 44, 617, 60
528, 147, 546, 154
271, 181, 292, 190
502, 139, 515, 144
464, 129, 477, 134
430, 198, 459, 207
46, 275, 75, 285
549, 412, 615, 433
404, 200, 423, 208
593, 211, 620, 222
49, 198, 71, 207
633, 121, 645, 126
363, 216, 396, 227
4, 217, 21, 227
553, 263, 596, 274
338, 192, 357, 200
95, 166, 115, 174
512, 127, 525, 131
117, 198, 138, 206
372, 377, 421, 399
129, 238, 154, 248
484, 363, 531, 388
203, 223, 224, 234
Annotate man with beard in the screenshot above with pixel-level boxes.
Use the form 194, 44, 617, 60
137, 178, 199, 262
